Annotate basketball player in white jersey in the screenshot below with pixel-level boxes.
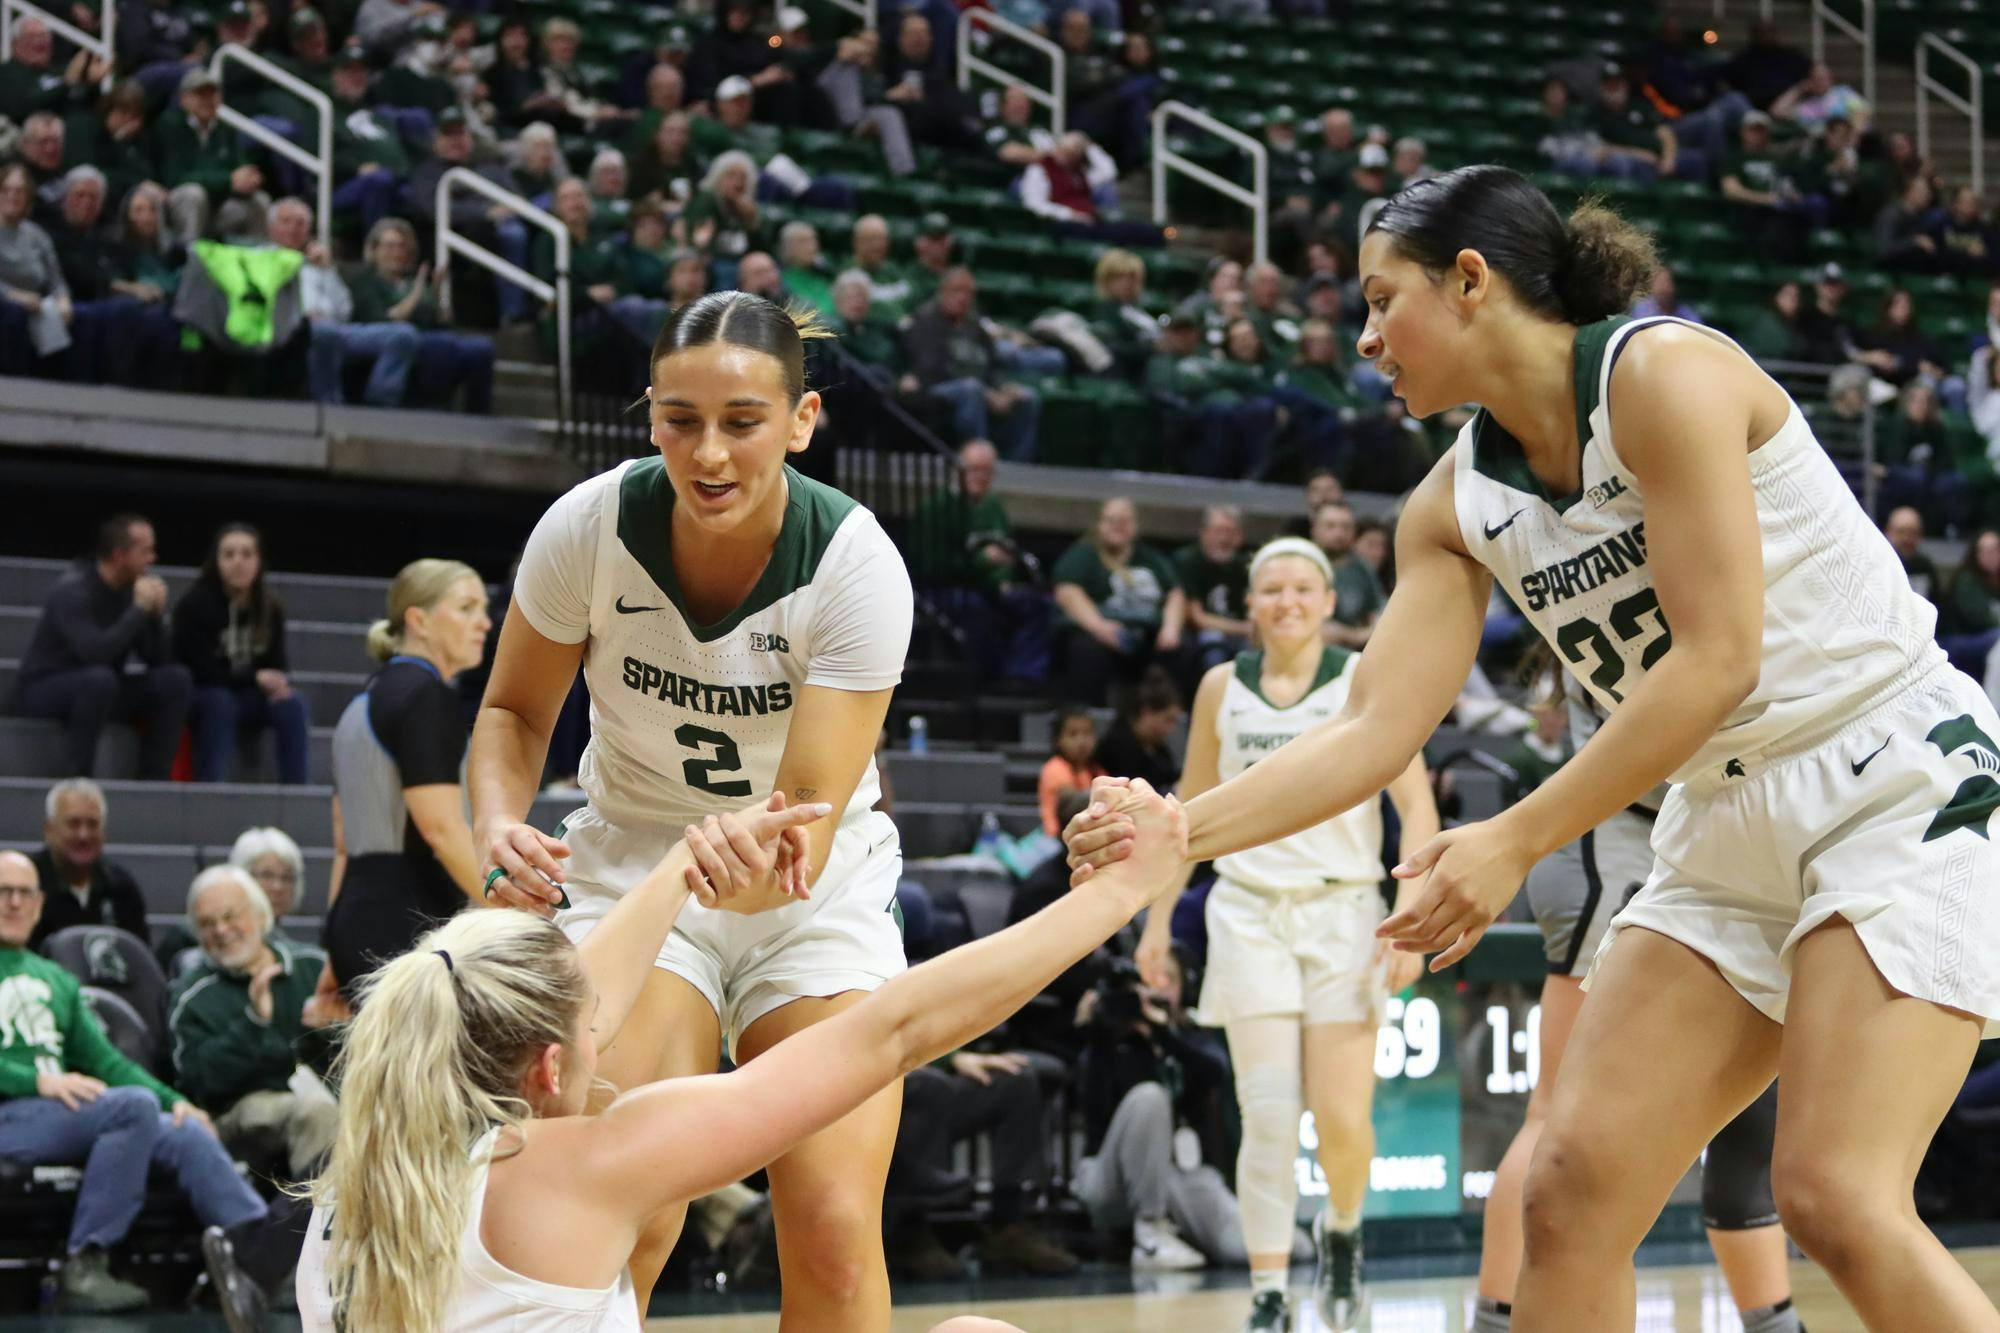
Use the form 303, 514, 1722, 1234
298, 784, 1185, 1333
1134, 536, 1437, 1333
466, 292, 915, 1328
1476, 668, 1803, 1333
1066, 165, 2000, 1331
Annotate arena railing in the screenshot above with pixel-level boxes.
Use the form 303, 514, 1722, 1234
211, 43, 332, 252
433, 167, 571, 423
0, 0, 113, 91
956, 8, 1065, 137
1917, 33, 1984, 201
1151, 100, 1268, 267
1812, 0, 1876, 106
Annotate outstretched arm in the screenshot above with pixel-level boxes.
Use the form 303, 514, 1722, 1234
580, 782, 1187, 1214
470, 603, 585, 915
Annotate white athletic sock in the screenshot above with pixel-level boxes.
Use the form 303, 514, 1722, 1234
1741, 1298, 1801, 1333
1249, 1267, 1287, 1297
1471, 1295, 1511, 1332
1323, 1203, 1362, 1234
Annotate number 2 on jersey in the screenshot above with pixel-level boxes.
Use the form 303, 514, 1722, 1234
676, 723, 753, 797
1555, 587, 1671, 704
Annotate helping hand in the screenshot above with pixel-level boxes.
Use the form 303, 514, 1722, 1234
681, 792, 830, 913
1061, 774, 1137, 886
1377, 818, 1537, 971
479, 822, 572, 917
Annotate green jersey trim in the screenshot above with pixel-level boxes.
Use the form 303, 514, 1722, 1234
1469, 317, 1625, 515
1231, 645, 1350, 710
616, 459, 860, 643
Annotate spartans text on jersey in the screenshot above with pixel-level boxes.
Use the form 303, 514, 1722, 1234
622, 655, 796, 716
1519, 523, 1649, 613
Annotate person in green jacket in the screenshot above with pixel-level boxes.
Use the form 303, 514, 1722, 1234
1051, 494, 1189, 705
328, 42, 411, 232
353, 216, 495, 412
1937, 528, 2000, 678
1272, 316, 1358, 478
1182, 316, 1283, 478
532, 177, 633, 360
826, 267, 905, 387
682, 150, 766, 269
158, 68, 266, 246
1739, 280, 1809, 363
168, 866, 337, 1181
777, 219, 836, 313
1081, 247, 1157, 381
0, 851, 289, 1315
907, 439, 1052, 684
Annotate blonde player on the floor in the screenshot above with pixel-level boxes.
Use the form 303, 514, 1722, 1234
1133, 536, 1438, 1333
467, 291, 915, 1330
1066, 164, 2000, 1332
297, 785, 1188, 1331
1474, 669, 1803, 1333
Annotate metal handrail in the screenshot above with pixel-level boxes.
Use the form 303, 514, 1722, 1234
435, 167, 570, 422
956, 8, 1065, 136
1917, 33, 1984, 201
1151, 100, 1267, 266
210, 43, 332, 251
0, 0, 113, 91
1811, 0, 1875, 107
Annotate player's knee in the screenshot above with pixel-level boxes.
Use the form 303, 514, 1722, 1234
1520, 1132, 1615, 1259
779, 1193, 880, 1303
1769, 1153, 1874, 1272
1311, 1102, 1372, 1159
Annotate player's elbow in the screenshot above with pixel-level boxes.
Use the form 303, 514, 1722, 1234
1688, 633, 1761, 710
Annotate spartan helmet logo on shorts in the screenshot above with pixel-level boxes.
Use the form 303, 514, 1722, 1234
1921, 715, 2000, 843
85, 933, 130, 985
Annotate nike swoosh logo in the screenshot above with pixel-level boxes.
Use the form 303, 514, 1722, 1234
1851, 736, 1891, 775
1483, 508, 1527, 541
614, 595, 664, 614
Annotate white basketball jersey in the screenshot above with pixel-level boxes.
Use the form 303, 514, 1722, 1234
514, 458, 911, 837
297, 1129, 641, 1333
1214, 649, 1387, 891
1453, 317, 1943, 784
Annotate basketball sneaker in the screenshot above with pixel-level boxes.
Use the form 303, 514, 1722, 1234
201, 1226, 270, 1333
1241, 1289, 1292, 1332
1311, 1210, 1362, 1331
1130, 1216, 1205, 1271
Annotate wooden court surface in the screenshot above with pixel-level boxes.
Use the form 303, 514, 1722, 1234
650, 1247, 2000, 1331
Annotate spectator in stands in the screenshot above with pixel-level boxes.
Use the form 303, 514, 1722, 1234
109, 182, 183, 317
1145, 312, 1260, 475
909, 438, 1050, 684
1876, 175, 1942, 272
584, 149, 632, 236
1095, 666, 1184, 792
882, 14, 982, 153
816, 28, 916, 177
1535, 76, 1601, 177
169, 864, 336, 1180
905, 212, 956, 309
1631, 266, 1701, 323
171, 522, 310, 785
1243, 262, 1302, 357
534, 17, 634, 135
690, 0, 802, 124
1812, 362, 1878, 483
1071, 948, 1246, 1270
18, 111, 70, 218
156, 823, 315, 976
1719, 110, 1815, 262
1929, 186, 2000, 281
628, 112, 698, 207
1393, 136, 1433, 186
1718, 16, 1811, 110
1878, 381, 1972, 534
1971, 342, 2000, 469
1257, 107, 1318, 269
1175, 505, 1252, 675
1058, 10, 1150, 170
25, 778, 145, 950
1053, 498, 1186, 706
827, 268, 903, 386
1884, 505, 1942, 603
269, 198, 419, 408
1273, 315, 1357, 476
326, 42, 410, 234
904, 266, 1041, 460
1039, 707, 1106, 836
1331, 143, 1393, 258
1771, 59, 1871, 135
353, 0, 438, 60
777, 221, 834, 312
1797, 261, 1856, 366
118, 0, 199, 98
1938, 529, 2000, 683
621, 62, 687, 159
890, 1052, 1078, 1277
604, 202, 674, 342
529, 178, 634, 373
1795, 115, 1878, 232
354, 217, 495, 414
15, 516, 191, 780
485, 16, 547, 128
321, 558, 489, 1003
986, 84, 1055, 170
1312, 107, 1359, 185
1310, 499, 1384, 649
50, 166, 149, 386
684, 151, 765, 277
88, 83, 158, 213
1018, 131, 1150, 245
1587, 63, 1683, 182
1353, 516, 1392, 592
1640, 16, 1719, 115
733, 250, 786, 304
1076, 248, 1157, 381
159, 67, 266, 247
0, 850, 301, 1315
1176, 257, 1243, 349
1743, 280, 1809, 363
0, 161, 74, 377
1853, 288, 1948, 391
406, 107, 518, 253
667, 247, 708, 311
842, 212, 908, 314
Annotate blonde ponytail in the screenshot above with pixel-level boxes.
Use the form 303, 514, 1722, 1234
368, 558, 481, 664
308, 911, 587, 1333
